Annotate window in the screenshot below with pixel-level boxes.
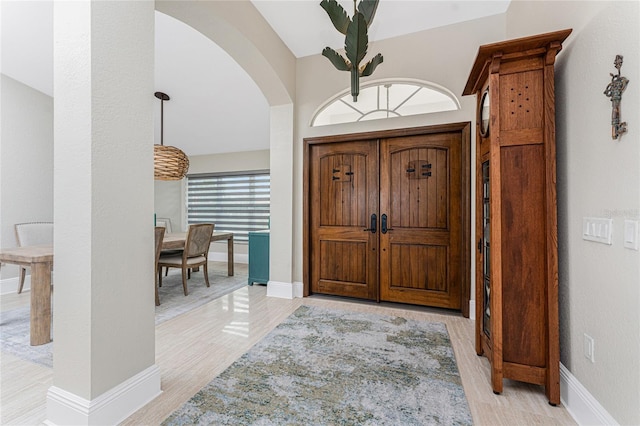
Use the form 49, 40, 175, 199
311, 79, 460, 126
187, 171, 270, 243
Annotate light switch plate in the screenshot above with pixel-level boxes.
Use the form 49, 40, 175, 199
583, 217, 613, 245
624, 220, 639, 250
583, 333, 595, 363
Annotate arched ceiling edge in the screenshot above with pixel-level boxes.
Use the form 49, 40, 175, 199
155, 1, 294, 107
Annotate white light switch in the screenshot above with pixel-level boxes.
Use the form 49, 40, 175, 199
583, 333, 595, 363
624, 220, 639, 250
583, 217, 613, 245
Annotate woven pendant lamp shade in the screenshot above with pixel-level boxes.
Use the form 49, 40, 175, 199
154, 91, 189, 180
154, 145, 189, 180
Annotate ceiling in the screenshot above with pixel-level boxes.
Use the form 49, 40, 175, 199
251, 1, 510, 58
1, 1, 510, 157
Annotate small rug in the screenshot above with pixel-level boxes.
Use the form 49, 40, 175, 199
163, 305, 473, 426
0, 265, 246, 368
0, 306, 52, 367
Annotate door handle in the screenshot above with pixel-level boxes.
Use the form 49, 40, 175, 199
363, 214, 377, 233
381, 214, 394, 234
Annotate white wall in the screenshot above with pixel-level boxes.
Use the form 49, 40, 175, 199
507, 2, 640, 424
154, 180, 184, 231
269, 104, 294, 287
188, 149, 270, 175
0, 74, 53, 283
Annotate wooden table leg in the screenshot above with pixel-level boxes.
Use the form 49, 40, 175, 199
30, 261, 52, 346
227, 235, 234, 276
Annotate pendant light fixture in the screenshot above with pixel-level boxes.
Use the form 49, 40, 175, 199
154, 91, 189, 180
320, 0, 383, 102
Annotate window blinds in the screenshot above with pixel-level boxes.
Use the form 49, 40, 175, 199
187, 171, 270, 243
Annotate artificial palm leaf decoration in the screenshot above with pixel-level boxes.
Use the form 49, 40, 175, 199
320, 0, 383, 101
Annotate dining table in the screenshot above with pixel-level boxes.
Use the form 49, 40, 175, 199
0, 231, 234, 346
0, 245, 53, 346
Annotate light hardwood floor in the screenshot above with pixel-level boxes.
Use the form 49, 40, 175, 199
1, 262, 576, 425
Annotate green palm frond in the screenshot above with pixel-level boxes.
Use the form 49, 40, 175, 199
359, 53, 383, 77
320, 0, 349, 35
320, 0, 383, 101
322, 47, 352, 71
345, 12, 368, 66
357, 0, 379, 27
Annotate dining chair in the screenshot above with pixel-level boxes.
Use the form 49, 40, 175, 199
158, 223, 214, 296
156, 217, 183, 276
154, 226, 166, 306
14, 222, 54, 294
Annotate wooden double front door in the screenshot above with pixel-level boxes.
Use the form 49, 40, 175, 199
304, 124, 470, 314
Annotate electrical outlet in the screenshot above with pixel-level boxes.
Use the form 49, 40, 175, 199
583, 333, 595, 363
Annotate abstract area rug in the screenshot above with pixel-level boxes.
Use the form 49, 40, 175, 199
163, 305, 473, 426
0, 264, 246, 368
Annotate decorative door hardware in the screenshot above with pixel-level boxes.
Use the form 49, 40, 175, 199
331, 164, 353, 182
381, 214, 393, 234
406, 161, 432, 178
363, 214, 377, 233
604, 55, 629, 140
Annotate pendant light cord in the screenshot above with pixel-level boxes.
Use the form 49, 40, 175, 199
160, 98, 164, 146
154, 91, 170, 147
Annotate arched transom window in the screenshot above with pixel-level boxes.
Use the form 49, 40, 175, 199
311, 79, 460, 127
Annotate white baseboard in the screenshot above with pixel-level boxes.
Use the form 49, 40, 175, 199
293, 281, 304, 298
560, 363, 618, 425
468, 300, 476, 321
45, 365, 161, 426
266, 280, 295, 299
